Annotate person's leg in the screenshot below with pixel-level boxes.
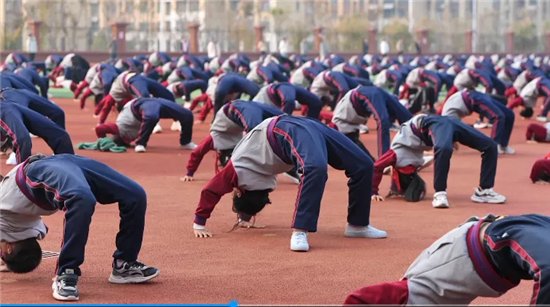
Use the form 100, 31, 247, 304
475, 101, 506, 147
323, 126, 374, 228
146, 79, 175, 101
369, 103, 392, 158
454, 123, 498, 190
344, 131, 376, 162
28, 94, 66, 129
158, 101, 194, 145
274, 120, 328, 233
95, 123, 119, 138
74, 156, 147, 262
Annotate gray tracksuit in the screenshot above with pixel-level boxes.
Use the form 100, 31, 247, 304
390, 115, 431, 168
110, 71, 137, 102
0, 165, 51, 242
210, 108, 244, 151
519, 77, 541, 108
115, 101, 141, 144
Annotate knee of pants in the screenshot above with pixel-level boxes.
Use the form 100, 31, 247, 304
484, 142, 498, 155
303, 165, 328, 182
352, 160, 373, 175
435, 146, 454, 158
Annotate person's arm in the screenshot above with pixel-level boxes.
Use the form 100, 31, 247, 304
183, 135, 215, 179
372, 149, 397, 200
96, 94, 116, 124
193, 161, 239, 236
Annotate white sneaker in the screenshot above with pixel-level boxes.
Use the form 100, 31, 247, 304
470, 187, 506, 204
432, 191, 449, 208
344, 224, 387, 239
418, 155, 434, 171
498, 145, 515, 155
29, 133, 38, 138
536, 116, 548, 122
6, 152, 17, 165
290, 231, 309, 252
473, 121, 489, 129
180, 142, 197, 150
170, 121, 181, 131
134, 145, 146, 153
283, 171, 301, 184
152, 123, 163, 134
359, 124, 369, 134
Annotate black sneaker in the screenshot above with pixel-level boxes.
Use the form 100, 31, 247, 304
108, 260, 160, 284
52, 269, 79, 301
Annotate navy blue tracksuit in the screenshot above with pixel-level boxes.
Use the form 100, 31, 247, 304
18, 154, 147, 275
352, 86, 412, 157
224, 100, 283, 132
128, 75, 175, 101
0, 72, 39, 94
214, 73, 260, 113
173, 80, 207, 101
415, 115, 498, 192
131, 97, 193, 147
0, 103, 74, 163
466, 90, 515, 147
0, 88, 65, 129
15, 68, 49, 98
266, 82, 323, 118
270, 116, 374, 231
484, 214, 550, 305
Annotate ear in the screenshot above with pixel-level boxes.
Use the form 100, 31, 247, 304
233, 188, 242, 198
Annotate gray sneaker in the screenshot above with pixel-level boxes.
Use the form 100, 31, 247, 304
52, 269, 79, 301
108, 260, 160, 284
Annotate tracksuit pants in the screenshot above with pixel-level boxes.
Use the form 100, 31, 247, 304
24, 154, 146, 276
271, 117, 374, 231
129, 78, 175, 101
134, 99, 193, 147
473, 98, 515, 147
423, 116, 498, 192
368, 97, 412, 158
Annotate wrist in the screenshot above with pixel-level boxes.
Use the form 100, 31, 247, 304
193, 223, 206, 230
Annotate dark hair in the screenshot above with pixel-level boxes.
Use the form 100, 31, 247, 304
218, 149, 233, 168
520, 107, 534, 118
232, 189, 271, 219
2, 238, 42, 273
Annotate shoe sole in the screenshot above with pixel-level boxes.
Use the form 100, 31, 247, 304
344, 232, 387, 239
290, 246, 309, 252
470, 196, 506, 204
52, 284, 79, 301
108, 270, 160, 284
432, 203, 449, 209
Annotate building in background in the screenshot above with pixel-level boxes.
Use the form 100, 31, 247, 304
1, 0, 549, 54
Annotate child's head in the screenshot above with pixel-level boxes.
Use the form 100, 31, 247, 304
0, 238, 42, 273
232, 189, 272, 221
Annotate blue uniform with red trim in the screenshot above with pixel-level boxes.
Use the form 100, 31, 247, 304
223, 100, 283, 132
0, 72, 39, 94
129, 97, 194, 147
412, 115, 498, 192
0, 103, 74, 163
483, 214, 550, 304
14, 154, 148, 276
0, 88, 65, 129
254, 82, 323, 118
459, 90, 514, 147
127, 75, 175, 102
15, 68, 49, 98
268, 116, 374, 231
213, 73, 260, 113
339, 85, 412, 158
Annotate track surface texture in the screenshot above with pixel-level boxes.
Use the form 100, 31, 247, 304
1, 96, 548, 304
